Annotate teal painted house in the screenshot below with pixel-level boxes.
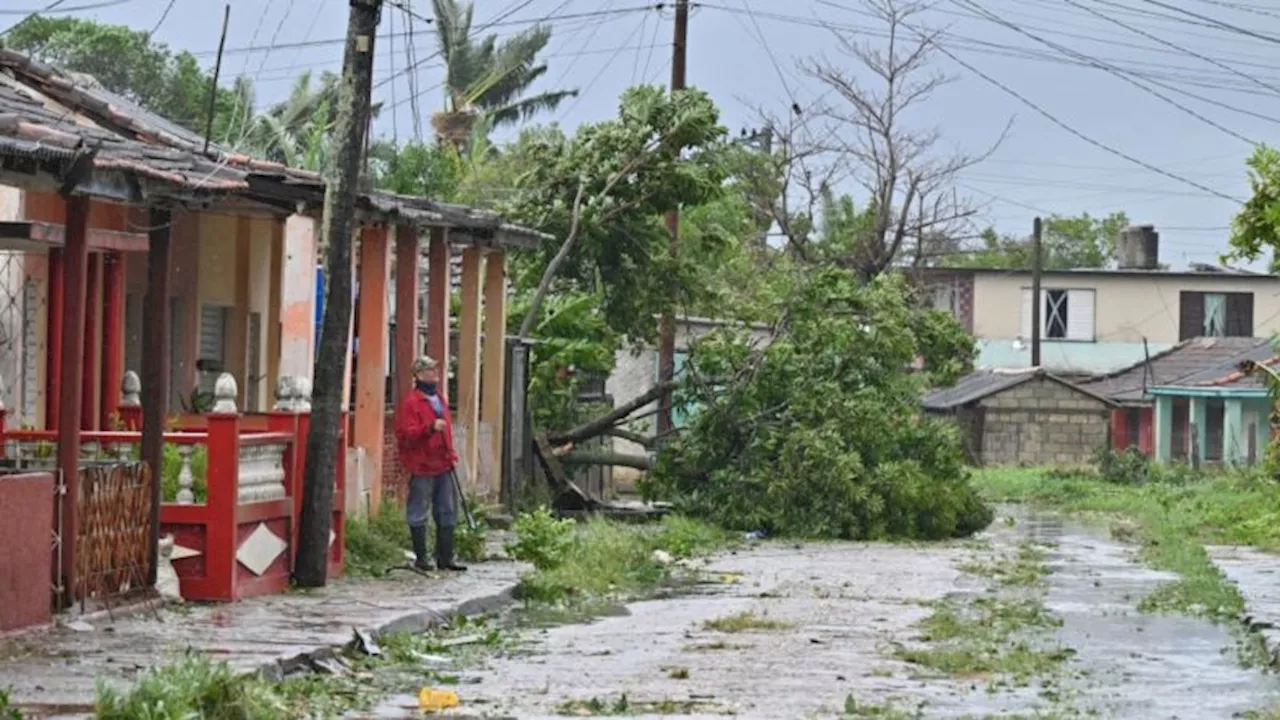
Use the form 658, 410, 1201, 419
1145, 342, 1277, 466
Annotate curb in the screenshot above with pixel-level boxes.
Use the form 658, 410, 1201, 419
257, 584, 519, 682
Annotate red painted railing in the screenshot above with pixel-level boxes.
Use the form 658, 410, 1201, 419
0, 394, 346, 603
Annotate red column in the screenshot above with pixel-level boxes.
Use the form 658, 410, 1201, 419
204, 412, 241, 601
80, 253, 101, 430
393, 226, 419, 409
46, 249, 64, 430
56, 196, 90, 608
1110, 408, 1128, 449
1138, 407, 1154, 455
426, 228, 451, 379
100, 252, 125, 429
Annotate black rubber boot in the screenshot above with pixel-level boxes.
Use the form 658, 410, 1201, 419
435, 525, 467, 572
409, 525, 433, 571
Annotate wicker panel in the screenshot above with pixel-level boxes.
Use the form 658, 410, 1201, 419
75, 461, 154, 607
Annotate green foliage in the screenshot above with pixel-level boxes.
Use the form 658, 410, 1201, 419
432, 0, 577, 129
454, 501, 489, 562
506, 506, 576, 571
0, 689, 22, 720
3, 17, 243, 139
1230, 144, 1280, 269
647, 269, 991, 541
160, 444, 207, 504
343, 503, 411, 578
95, 651, 285, 720
513, 514, 731, 607
953, 212, 1131, 269
496, 86, 729, 342
507, 291, 617, 429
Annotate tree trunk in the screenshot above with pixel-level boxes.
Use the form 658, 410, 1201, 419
294, 0, 382, 588
548, 379, 678, 446
561, 450, 653, 471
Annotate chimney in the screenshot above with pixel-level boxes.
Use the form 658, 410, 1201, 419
1117, 225, 1159, 270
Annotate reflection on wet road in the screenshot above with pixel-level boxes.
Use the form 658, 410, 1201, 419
362, 507, 1280, 719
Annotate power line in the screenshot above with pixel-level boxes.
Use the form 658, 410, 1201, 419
1131, 0, 1280, 45
189, 5, 663, 58
0, 0, 67, 38
1057, 0, 1280, 97
903, 25, 1244, 202
148, 0, 177, 36
557, 9, 649, 120
952, 0, 1257, 146
0, 0, 131, 14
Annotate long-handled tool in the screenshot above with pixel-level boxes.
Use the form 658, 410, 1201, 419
450, 469, 477, 529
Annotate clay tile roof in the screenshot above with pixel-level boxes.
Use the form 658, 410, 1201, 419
0, 50, 546, 246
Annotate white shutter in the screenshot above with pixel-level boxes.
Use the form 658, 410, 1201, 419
1020, 288, 1032, 338
1066, 289, 1095, 341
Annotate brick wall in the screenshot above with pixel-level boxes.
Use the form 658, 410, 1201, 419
979, 377, 1110, 465
382, 412, 407, 504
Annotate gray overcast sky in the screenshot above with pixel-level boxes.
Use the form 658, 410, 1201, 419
14, 0, 1273, 268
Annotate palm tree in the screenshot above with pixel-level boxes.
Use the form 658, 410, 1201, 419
238, 71, 340, 170
430, 0, 577, 148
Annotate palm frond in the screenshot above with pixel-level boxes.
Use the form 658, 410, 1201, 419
486, 89, 578, 128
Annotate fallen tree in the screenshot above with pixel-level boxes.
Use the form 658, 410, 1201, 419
640, 269, 992, 541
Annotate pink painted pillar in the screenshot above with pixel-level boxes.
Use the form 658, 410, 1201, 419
279, 213, 318, 383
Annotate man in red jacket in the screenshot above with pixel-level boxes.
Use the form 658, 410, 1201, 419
394, 356, 466, 572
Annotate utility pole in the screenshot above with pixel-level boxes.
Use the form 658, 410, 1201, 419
657, 0, 689, 438
1030, 216, 1043, 369
295, 0, 383, 587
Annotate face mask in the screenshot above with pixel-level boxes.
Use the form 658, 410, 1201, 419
416, 380, 438, 396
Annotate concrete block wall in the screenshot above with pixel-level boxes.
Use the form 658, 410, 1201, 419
980, 377, 1110, 465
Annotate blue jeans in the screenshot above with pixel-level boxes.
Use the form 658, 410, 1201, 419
406, 472, 456, 529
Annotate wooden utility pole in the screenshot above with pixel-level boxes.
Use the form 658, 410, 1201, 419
1030, 216, 1043, 368
295, 0, 383, 587
657, 0, 689, 438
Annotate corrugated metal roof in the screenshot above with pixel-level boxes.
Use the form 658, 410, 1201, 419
1085, 337, 1272, 402
922, 368, 1039, 410
1156, 340, 1277, 390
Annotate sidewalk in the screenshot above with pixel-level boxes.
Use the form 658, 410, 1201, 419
1206, 545, 1280, 666
0, 560, 525, 718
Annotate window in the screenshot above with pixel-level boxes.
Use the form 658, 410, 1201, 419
1020, 288, 1095, 341
1179, 291, 1253, 339
197, 304, 229, 395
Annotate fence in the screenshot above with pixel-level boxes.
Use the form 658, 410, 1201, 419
0, 371, 345, 606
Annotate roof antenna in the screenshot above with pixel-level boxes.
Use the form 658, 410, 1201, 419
202, 4, 231, 156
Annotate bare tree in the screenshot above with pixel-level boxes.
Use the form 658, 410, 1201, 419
754, 0, 1007, 275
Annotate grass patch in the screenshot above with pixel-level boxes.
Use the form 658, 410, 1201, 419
342, 503, 411, 578
973, 466, 1267, 623
555, 694, 726, 716
344, 501, 490, 578
94, 617, 509, 719
702, 610, 792, 633
895, 542, 1073, 688
510, 510, 733, 609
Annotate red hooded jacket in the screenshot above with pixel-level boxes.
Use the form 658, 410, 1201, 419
394, 388, 458, 477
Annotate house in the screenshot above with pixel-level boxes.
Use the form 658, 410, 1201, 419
1086, 336, 1276, 466
0, 50, 541, 628
922, 368, 1115, 466
918, 225, 1280, 375
604, 316, 772, 491
1084, 336, 1271, 462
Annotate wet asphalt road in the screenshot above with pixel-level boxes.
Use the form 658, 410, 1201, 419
365, 507, 1280, 719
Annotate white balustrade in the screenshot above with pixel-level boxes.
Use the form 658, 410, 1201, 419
237, 442, 288, 503
175, 444, 196, 504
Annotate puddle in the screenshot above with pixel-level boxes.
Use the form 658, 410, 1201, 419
355, 509, 1280, 718
1001, 506, 1280, 718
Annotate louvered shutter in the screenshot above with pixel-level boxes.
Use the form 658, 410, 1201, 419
1066, 289, 1095, 341
1179, 291, 1204, 340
